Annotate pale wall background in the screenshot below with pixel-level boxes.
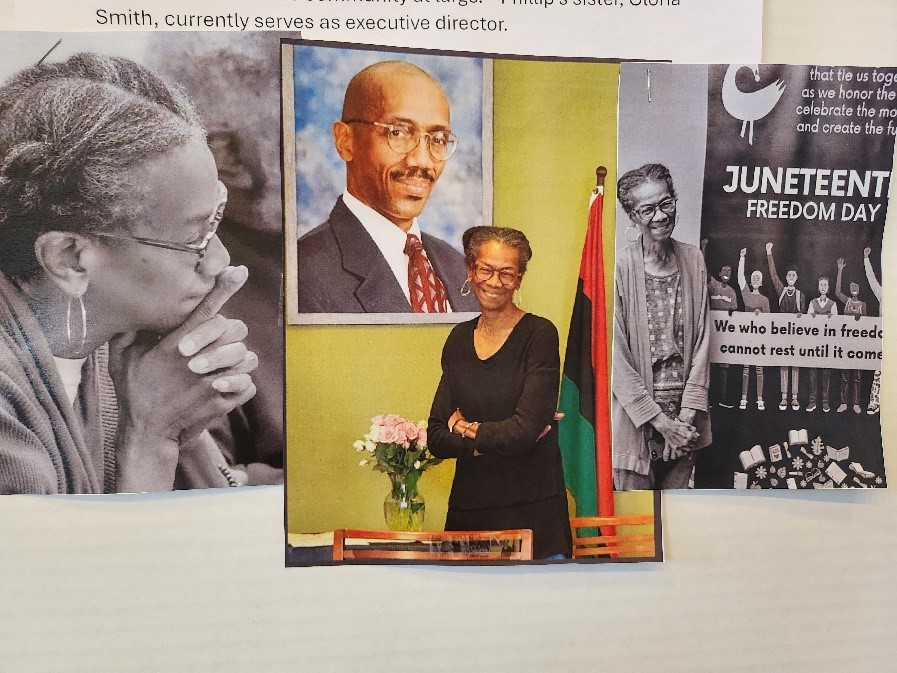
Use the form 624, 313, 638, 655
1, 1, 896, 672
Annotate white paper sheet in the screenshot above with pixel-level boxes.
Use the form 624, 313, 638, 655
5, 1, 897, 673
12, 0, 762, 62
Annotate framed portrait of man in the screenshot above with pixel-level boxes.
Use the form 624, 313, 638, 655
284, 40, 492, 325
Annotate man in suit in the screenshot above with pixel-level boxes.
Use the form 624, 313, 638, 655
297, 60, 480, 314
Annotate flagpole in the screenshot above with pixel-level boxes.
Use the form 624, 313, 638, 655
590, 167, 615, 518
558, 165, 615, 521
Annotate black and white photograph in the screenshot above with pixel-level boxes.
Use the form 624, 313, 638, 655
613, 62, 895, 490
0, 32, 290, 494
285, 41, 491, 324
612, 64, 713, 490
612, 161, 712, 490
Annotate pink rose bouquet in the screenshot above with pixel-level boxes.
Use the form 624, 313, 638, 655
355, 414, 441, 478
354, 414, 443, 529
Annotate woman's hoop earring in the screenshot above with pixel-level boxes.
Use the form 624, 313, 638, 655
625, 223, 641, 242
460, 278, 472, 297
66, 293, 87, 350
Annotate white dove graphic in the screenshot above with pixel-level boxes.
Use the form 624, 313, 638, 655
722, 64, 786, 145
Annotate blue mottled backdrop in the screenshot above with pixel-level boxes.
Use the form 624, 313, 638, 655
293, 44, 486, 253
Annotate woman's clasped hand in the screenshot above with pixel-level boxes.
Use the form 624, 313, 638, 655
108, 265, 258, 491
109, 265, 257, 443
649, 411, 699, 461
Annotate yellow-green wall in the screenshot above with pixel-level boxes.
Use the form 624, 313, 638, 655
286, 58, 652, 535
490, 59, 617, 364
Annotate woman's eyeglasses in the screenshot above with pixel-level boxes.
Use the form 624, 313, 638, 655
632, 197, 677, 222
472, 264, 520, 287
93, 181, 228, 264
344, 119, 459, 161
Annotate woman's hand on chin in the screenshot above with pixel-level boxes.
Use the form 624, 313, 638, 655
109, 265, 258, 491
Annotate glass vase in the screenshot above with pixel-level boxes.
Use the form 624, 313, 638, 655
384, 474, 425, 531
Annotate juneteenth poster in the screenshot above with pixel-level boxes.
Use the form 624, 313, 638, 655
615, 63, 895, 490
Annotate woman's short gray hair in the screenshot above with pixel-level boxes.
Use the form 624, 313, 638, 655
0, 52, 205, 278
617, 163, 677, 215
462, 226, 533, 274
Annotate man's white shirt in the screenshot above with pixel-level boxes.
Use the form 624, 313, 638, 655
342, 191, 450, 311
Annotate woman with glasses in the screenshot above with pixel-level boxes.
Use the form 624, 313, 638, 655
427, 226, 572, 559
0, 53, 257, 493
612, 163, 711, 490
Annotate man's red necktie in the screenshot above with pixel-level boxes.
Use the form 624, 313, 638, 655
404, 233, 449, 312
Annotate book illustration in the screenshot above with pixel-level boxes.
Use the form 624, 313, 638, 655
849, 462, 875, 479
825, 461, 849, 485
827, 445, 850, 462
740, 430, 880, 490
739, 445, 766, 470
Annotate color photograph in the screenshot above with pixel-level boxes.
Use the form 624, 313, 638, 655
285, 41, 661, 566
286, 42, 490, 324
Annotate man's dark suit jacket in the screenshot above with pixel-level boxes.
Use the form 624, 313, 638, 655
297, 197, 480, 313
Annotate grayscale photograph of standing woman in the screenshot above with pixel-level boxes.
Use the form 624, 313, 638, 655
611, 164, 712, 490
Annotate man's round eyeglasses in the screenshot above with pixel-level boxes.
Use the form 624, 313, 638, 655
93, 180, 228, 265
473, 264, 520, 287
344, 119, 459, 160
632, 197, 677, 222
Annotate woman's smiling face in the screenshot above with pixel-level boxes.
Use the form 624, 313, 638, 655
629, 179, 676, 243
86, 137, 231, 334
469, 240, 522, 312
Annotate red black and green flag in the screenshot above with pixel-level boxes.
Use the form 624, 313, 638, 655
558, 178, 614, 517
